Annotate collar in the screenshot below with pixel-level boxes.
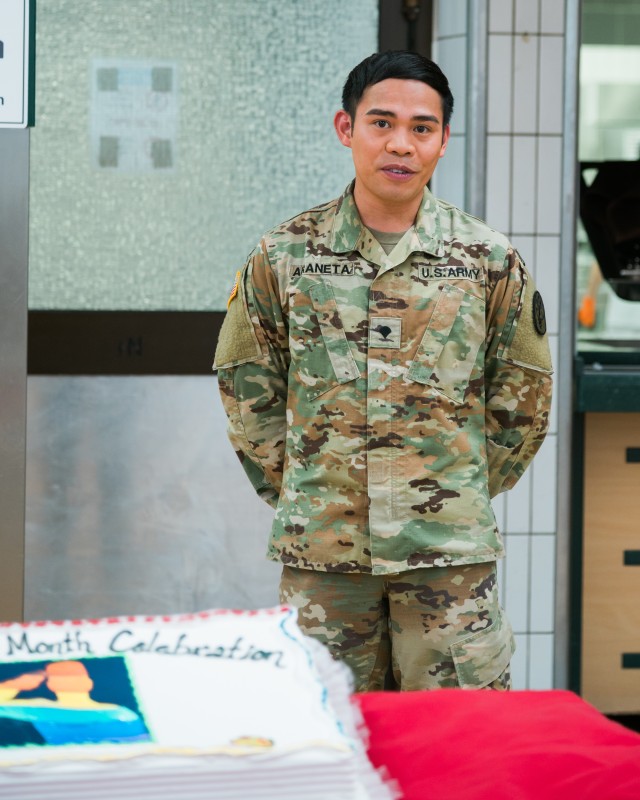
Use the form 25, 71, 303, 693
330, 181, 446, 265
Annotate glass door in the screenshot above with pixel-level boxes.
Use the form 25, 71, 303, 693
25, 0, 394, 620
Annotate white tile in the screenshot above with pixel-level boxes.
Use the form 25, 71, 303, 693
534, 235, 560, 335
489, 0, 513, 33
486, 135, 511, 232
505, 464, 531, 533
511, 136, 537, 234
503, 534, 530, 632
435, 0, 468, 38
436, 36, 467, 133
529, 535, 556, 631
531, 434, 558, 533
536, 137, 562, 233
538, 36, 564, 134
511, 235, 535, 276
513, 34, 539, 133
511, 632, 529, 689
529, 633, 554, 688
540, 0, 565, 34
433, 133, 466, 209
488, 34, 513, 134
547, 334, 559, 434
515, 0, 539, 33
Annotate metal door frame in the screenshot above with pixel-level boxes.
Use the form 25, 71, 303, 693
0, 130, 30, 621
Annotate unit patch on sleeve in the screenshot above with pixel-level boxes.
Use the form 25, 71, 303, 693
532, 290, 547, 335
506, 282, 552, 372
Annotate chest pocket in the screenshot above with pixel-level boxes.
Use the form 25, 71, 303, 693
407, 284, 485, 403
290, 280, 360, 400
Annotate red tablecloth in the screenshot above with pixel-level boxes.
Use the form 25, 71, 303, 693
355, 690, 640, 800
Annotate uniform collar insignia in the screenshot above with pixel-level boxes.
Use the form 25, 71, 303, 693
330, 182, 445, 259
331, 181, 361, 253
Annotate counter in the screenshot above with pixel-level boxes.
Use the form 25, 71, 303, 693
574, 345, 640, 714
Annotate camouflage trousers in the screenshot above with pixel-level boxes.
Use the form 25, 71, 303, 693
279, 561, 515, 693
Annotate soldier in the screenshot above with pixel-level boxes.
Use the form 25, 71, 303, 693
214, 51, 552, 692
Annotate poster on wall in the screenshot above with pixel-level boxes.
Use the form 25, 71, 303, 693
0, 0, 34, 128
90, 59, 178, 173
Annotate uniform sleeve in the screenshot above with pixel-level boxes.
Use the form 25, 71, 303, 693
484, 249, 553, 497
213, 242, 289, 508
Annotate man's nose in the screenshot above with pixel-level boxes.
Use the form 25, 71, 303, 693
386, 129, 414, 156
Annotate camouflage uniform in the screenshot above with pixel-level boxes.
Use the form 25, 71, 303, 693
214, 182, 552, 689
279, 561, 512, 692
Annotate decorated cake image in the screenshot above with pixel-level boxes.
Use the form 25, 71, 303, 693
0, 657, 151, 747
0, 608, 396, 800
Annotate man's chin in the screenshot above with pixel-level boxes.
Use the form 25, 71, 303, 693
375, 183, 423, 206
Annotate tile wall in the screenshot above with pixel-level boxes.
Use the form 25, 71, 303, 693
433, 0, 567, 689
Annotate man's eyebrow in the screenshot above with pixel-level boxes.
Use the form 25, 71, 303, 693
364, 108, 440, 124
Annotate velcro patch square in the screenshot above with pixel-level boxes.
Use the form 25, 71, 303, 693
369, 317, 402, 349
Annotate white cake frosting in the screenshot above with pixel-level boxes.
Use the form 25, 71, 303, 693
0, 607, 396, 800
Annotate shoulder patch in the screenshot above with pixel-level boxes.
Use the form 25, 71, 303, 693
507, 276, 552, 372
532, 290, 547, 335
213, 271, 263, 369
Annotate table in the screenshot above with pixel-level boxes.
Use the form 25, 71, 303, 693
356, 689, 640, 800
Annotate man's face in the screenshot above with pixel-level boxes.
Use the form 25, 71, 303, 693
334, 78, 449, 220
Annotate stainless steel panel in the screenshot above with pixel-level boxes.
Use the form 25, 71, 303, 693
25, 376, 281, 620
466, 1, 488, 218
0, 130, 29, 622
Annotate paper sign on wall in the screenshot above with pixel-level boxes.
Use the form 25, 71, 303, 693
91, 59, 178, 173
0, 0, 33, 128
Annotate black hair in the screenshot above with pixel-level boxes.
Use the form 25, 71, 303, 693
341, 50, 454, 128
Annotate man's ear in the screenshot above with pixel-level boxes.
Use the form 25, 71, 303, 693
334, 109, 353, 148
439, 124, 451, 158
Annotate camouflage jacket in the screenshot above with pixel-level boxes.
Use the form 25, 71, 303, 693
214, 184, 553, 575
